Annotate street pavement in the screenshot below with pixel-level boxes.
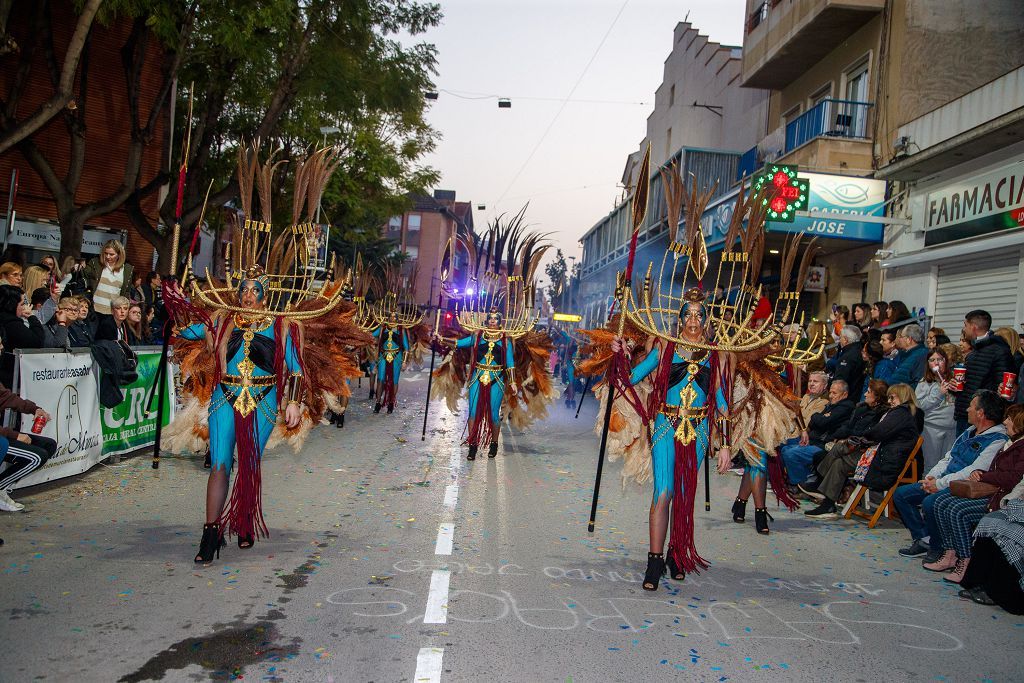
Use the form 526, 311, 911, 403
1, 368, 1021, 682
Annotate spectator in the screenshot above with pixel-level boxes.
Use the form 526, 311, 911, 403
129, 272, 146, 305
887, 300, 913, 326
994, 326, 1024, 369
805, 382, 919, 519
780, 378, 855, 485
29, 286, 54, 324
875, 330, 899, 383
68, 296, 95, 347
0, 339, 56, 512
125, 301, 149, 345
96, 296, 132, 343
0, 285, 46, 387
140, 271, 162, 310
890, 324, 928, 388
895, 390, 1008, 560
852, 303, 873, 333
61, 256, 89, 298
958, 476, 1024, 614
830, 304, 850, 340
917, 347, 956, 471
43, 298, 77, 348
788, 370, 829, 438
924, 405, 1024, 583
958, 333, 972, 361
0, 262, 23, 288
871, 300, 889, 327
941, 341, 964, 367
23, 255, 61, 298
833, 325, 866, 400
85, 239, 134, 319
954, 310, 1016, 435
859, 340, 885, 399
927, 327, 946, 351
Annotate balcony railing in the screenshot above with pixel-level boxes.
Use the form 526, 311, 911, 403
785, 98, 872, 153
736, 145, 761, 182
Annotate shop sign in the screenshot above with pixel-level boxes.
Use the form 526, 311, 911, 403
4, 218, 120, 254
923, 161, 1024, 232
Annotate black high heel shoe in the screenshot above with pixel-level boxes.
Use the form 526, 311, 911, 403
373, 402, 382, 414
732, 497, 747, 523
642, 552, 665, 591
238, 534, 255, 549
203, 448, 211, 469
387, 403, 394, 414
754, 507, 774, 535
467, 445, 478, 461
336, 412, 345, 428
194, 523, 224, 563
665, 551, 685, 581
488, 442, 498, 458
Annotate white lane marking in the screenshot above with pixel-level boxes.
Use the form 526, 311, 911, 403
424, 569, 451, 624
413, 647, 444, 682
434, 523, 454, 555
443, 483, 459, 508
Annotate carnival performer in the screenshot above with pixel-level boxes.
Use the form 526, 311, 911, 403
373, 311, 409, 414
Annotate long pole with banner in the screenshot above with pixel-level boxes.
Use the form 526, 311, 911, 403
587, 144, 649, 534
3, 168, 18, 253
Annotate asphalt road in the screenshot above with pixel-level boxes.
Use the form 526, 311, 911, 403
2, 368, 1021, 682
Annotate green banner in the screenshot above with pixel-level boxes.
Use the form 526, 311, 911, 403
101, 348, 174, 457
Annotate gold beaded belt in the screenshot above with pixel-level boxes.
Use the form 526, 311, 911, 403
221, 374, 275, 387
659, 404, 707, 419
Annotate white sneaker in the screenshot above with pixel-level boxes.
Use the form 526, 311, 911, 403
0, 489, 24, 512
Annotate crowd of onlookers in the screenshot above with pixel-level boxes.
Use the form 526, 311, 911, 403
773, 300, 1024, 615
0, 240, 166, 518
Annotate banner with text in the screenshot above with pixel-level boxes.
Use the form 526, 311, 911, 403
101, 348, 174, 457
11, 351, 105, 489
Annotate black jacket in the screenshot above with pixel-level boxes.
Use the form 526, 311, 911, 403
861, 404, 924, 491
832, 341, 866, 400
0, 312, 46, 388
830, 402, 886, 441
91, 340, 139, 408
807, 398, 856, 446
956, 333, 1016, 420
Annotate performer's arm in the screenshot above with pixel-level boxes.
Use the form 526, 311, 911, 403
628, 347, 659, 385
177, 322, 207, 340
282, 334, 305, 428
505, 339, 517, 392
455, 334, 475, 349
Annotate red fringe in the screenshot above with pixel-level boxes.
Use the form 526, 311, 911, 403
217, 410, 269, 541
768, 453, 800, 512
669, 440, 709, 574
381, 359, 398, 408
466, 380, 495, 447
162, 279, 210, 329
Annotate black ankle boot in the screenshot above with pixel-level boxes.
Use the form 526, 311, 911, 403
369, 389, 375, 401
642, 552, 665, 591
203, 448, 211, 469
373, 402, 382, 414
665, 550, 685, 581
754, 507, 774, 535
488, 442, 498, 458
732, 497, 747, 523
194, 523, 223, 563
467, 445, 478, 461
336, 412, 345, 428
387, 403, 394, 414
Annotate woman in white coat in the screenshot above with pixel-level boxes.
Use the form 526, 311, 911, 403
914, 346, 956, 470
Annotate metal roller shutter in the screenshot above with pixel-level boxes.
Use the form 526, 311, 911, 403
932, 250, 1022, 333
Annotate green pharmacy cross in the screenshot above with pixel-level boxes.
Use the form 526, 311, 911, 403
753, 164, 809, 223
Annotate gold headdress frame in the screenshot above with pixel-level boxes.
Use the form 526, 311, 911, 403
185, 141, 342, 321
371, 292, 424, 329
456, 273, 540, 339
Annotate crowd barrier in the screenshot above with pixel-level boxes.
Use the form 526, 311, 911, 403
5, 346, 176, 490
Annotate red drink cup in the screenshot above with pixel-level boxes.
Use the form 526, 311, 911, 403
952, 366, 966, 392
1000, 372, 1017, 399
31, 414, 47, 434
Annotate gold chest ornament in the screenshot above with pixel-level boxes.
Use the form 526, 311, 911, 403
383, 328, 398, 363
479, 340, 497, 385
673, 362, 701, 445
232, 314, 272, 418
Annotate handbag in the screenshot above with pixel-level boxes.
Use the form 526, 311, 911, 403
949, 479, 999, 499
852, 444, 879, 483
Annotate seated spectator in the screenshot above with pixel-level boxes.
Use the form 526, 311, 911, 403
96, 296, 132, 343
0, 262, 23, 289
876, 330, 899, 381
68, 295, 96, 346
23, 256, 60, 300
830, 304, 850, 341
891, 324, 928, 388
0, 336, 56, 512
887, 300, 913, 327
927, 327, 946, 351
801, 379, 890, 498
924, 405, 1024, 583
780, 379, 855, 485
861, 339, 889, 400
852, 303, 872, 333
0, 285, 45, 387
42, 298, 77, 348
145, 304, 162, 344
29, 286, 53, 324
833, 325, 866, 400
917, 346, 956, 471
895, 390, 1008, 560
872, 300, 889, 328
788, 369, 829, 437
805, 382, 919, 518
954, 309, 1016, 435
125, 301, 150, 345
958, 476, 1024, 614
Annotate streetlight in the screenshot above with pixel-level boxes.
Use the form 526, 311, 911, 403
315, 126, 341, 224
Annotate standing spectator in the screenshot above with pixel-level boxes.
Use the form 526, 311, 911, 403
887, 300, 913, 327
958, 333, 973, 362
85, 240, 134, 320
994, 326, 1024, 369
805, 382, 920, 519
125, 301, 149, 345
890, 324, 928, 388
61, 256, 90, 298
871, 301, 889, 328
96, 296, 132, 343
0, 262, 23, 288
927, 327, 946, 351
830, 304, 850, 340
941, 341, 964, 367
0, 339, 56, 512
860, 340, 886, 399
917, 347, 956, 471
780, 379, 855, 485
925, 405, 1024, 583
129, 272, 146, 305
954, 310, 1016, 435
852, 303, 873, 333
140, 271, 162, 309
833, 325, 866, 401
0, 286, 46, 387
144, 304, 162, 344
894, 390, 1008, 560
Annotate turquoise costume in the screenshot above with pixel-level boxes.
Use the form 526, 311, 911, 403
456, 331, 516, 448
372, 324, 408, 412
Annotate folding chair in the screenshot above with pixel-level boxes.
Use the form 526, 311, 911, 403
843, 436, 923, 528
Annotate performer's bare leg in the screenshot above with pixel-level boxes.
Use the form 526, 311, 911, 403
649, 494, 670, 554
205, 469, 229, 524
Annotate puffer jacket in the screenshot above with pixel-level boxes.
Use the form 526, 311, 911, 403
830, 402, 887, 442
861, 404, 924, 491
956, 333, 1015, 420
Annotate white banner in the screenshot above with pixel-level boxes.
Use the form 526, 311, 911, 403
9, 351, 104, 489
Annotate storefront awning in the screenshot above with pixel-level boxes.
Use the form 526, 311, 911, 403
880, 229, 1024, 269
